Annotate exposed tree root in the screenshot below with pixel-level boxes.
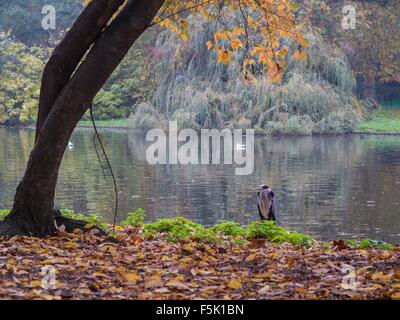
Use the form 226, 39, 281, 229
54, 211, 107, 237
0, 210, 107, 238
0, 220, 22, 237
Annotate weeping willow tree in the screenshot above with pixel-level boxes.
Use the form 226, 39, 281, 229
130, 16, 364, 134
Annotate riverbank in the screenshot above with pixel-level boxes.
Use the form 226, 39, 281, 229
0, 210, 399, 299
75, 109, 400, 135
78, 118, 130, 128
2, 110, 400, 135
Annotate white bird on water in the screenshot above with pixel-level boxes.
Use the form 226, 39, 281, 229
68, 141, 74, 151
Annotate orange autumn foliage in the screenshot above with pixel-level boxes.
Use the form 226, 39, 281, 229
83, 0, 308, 82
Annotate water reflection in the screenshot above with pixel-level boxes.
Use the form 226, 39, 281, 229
0, 127, 399, 243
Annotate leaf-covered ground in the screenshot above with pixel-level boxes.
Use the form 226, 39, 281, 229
1, 228, 400, 300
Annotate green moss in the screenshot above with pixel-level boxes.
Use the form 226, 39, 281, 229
0, 210, 11, 221
245, 221, 316, 247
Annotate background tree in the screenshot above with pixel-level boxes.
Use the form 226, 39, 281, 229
0, 34, 49, 125
0, 0, 82, 46
0, 0, 305, 236
305, 0, 400, 99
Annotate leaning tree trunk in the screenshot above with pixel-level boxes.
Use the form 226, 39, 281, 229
0, 0, 165, 237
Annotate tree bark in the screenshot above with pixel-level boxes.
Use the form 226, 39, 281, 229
36, 0, 125, 141
358, 75, 377, 100
0, 0, 165, 237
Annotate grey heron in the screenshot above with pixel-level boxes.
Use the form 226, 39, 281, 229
257, 184, 278, 221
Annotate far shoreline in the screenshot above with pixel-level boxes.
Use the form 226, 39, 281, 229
2, 123, 400, 136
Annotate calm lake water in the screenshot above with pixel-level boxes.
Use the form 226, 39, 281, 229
1, 127, 400, 243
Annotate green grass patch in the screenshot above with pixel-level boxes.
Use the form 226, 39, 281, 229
77, 118, 129, 128
357, 109, 400, 133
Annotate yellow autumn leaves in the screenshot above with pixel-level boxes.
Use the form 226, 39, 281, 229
197, 1, 308, 82
2, 231, 400, 300
82, 0, 308, 83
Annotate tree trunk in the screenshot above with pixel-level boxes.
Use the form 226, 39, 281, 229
0, 0, 165, 237
358, 75, 377, 100
35, 0, 126, 141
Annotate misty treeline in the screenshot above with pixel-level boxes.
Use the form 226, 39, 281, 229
0, 0, 398, 133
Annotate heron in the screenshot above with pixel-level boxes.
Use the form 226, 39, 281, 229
257, 184, 278, 221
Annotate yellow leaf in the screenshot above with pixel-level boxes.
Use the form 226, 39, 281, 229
217, 49, 231, 65
230, 38, 243, 50
206, 41, 213, 50
371, 272, 392, 282
245, 254, 256, 262
232, 27, 244, 36
65, 241, 78, 249
391, 292, 400, 300
173, 275, 185, 281
253, 272, 272, 279
293, 50, 301, 61
227, 279, 242, 289
247, 16, 259, 30
150, 274, 162, 281
93, 272, 109, 278
123, 272, 141, 283
30, 280, 42, 287
295, 287, 308, 294
277, 4, 285, 12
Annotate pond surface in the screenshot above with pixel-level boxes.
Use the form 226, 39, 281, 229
1, 127, 400, 243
